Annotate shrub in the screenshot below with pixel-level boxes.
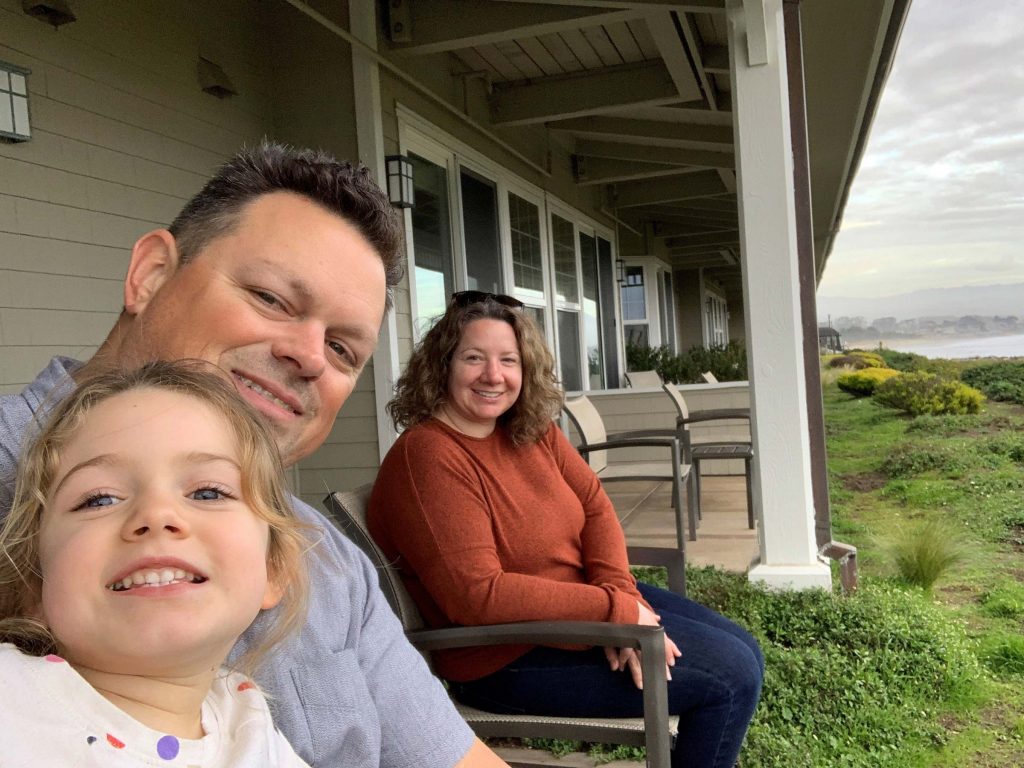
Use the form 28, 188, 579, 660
837, 367, 901, 396
873, 372, 985, 416
980, 582, 1024, 619
887, 521, 966, 592
980, 634, 1024, 677
882, 443, 969, 478
625, 341, 747, 384
848, 349, 886, 367
828, 354, 880, 370
876, 348, 929, 372
961, 361, 1024, 405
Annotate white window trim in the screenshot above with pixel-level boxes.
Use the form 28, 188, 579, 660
396, 105, 619, 387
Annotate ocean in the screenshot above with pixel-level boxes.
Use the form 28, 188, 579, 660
876, 333, 1024, 360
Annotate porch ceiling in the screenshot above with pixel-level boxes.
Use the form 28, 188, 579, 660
385, 0, 909, 283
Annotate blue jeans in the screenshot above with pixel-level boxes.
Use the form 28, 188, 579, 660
449, 583, 764, 768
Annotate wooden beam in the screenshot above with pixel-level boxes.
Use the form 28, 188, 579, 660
574, 157, 705, 185
389, 3, 639, 57
677, 11, 720, 110
661, 197, 737, 213
495, 0, 724, 11
550, 115, 734, 149
575, 138, 734, 169
664, 230, 739, 249
652, 220, 736, 237
645, 11, 701, 100
491, 61, 692, 125
612, 169, 726, 207
702, 44, 729, 73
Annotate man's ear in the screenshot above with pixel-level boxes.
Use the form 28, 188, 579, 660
124, 229, 180, 317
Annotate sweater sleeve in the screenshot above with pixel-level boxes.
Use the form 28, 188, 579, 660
545, 425, 649, 608
371, 427, 640, 627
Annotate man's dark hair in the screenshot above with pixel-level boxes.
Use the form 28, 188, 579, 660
169, 141, 404, 307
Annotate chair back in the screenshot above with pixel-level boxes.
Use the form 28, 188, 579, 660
700, 371, 719, 383
661, 382, 691, 423
624, 370, 662, 388
562, 395, 608, 473
324, 486, 426, 632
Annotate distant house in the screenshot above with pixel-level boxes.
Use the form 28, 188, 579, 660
819, 327, 844, 354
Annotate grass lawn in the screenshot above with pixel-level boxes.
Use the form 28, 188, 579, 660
822, 381, 1024, 767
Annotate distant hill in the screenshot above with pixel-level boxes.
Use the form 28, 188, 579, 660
818, 283, 1024, 322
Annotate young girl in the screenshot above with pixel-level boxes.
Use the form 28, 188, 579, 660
0, 361, 312, 766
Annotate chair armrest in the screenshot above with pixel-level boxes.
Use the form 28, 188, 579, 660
408, 620, 665, 655
627, 546, 686, 597
679, 408, 750, 425
578, 437, 679, 454
608, 427, 680, 440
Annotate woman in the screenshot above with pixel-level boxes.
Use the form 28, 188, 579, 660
368, 291, 763, 768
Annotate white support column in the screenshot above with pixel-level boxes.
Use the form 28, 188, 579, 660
351, 2, 401, 461
727, 0, 830, 590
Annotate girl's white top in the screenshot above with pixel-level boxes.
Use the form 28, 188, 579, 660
0, 643, 309, 766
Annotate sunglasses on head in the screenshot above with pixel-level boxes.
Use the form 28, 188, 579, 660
450, 290, 525, 309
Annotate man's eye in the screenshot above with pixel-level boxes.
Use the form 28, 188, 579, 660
189, 485, 233, 501
252, 290, 281, 307
328, 341, 355, 365
73, 493, 121, 510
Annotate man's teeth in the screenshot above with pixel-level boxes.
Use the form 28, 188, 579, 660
107, 568, 205, 591
237, 376, 296, 413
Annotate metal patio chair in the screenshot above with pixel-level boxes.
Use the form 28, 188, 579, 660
625, 370, 664, 388
323, 486, 683, 768
661, 382, 755, 530
562, 394, 695, 546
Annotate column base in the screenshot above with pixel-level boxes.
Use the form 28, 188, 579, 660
748, 561, 832, 591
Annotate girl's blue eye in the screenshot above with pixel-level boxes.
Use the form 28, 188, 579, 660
190, 486, 232, 501
77, 493, 119, 509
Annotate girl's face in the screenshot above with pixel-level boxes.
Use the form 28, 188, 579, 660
36, 387, 283, 677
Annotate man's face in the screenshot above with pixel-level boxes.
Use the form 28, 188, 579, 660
119, 191, 387, 466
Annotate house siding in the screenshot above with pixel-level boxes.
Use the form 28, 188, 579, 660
1, 0, 383, 508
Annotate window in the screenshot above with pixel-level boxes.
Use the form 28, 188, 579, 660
509, 193, 544, 299
460, 168, 502, 294
660, 270, 676, 352
409, 153, 454, 337
0, 61, 31, 142
580, 233, 604, 389
706, 293, 729, 347
621, 266, 648, 349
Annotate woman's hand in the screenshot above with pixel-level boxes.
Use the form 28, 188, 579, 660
604, 601, 682, 689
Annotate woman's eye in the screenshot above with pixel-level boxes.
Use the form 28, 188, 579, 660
189, 486, 233, 502
73, 493, 121, 511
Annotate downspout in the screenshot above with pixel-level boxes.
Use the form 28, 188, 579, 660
783, 0, 857, 591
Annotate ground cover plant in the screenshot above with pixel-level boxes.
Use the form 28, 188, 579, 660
961, 361, 1024, 405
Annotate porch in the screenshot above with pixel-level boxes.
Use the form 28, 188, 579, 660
610, 476, 758, 573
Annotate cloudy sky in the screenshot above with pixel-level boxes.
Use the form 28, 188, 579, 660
817, 0, 1024, 300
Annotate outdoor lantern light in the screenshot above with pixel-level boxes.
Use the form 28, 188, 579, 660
21, 0, 76, 28
616, 259, 626, 284
0, 61, 31, 142
198, 57, 237, 99
385, 154, 415, 208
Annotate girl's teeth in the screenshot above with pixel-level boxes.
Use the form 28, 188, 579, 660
109, 568, 202, 591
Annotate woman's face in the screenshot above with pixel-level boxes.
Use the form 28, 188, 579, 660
444, 318, 523, 437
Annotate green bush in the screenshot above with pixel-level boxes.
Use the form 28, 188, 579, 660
980, 634, 1024, 677
887, 521, 965, 592
681, 568, 980, 767
876, 347, 930, 372
625, 341, 747, 384
961, 361, 1024, 405
873, 372, 985, 416
836, 367, 901, 396
827, 354, 880, 370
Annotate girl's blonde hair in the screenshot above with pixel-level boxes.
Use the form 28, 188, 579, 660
0, 360, 310, 672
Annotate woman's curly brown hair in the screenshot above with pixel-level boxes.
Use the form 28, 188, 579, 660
388, 297, 564, 444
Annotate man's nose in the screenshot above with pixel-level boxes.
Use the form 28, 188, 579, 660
272, 321, 327, 378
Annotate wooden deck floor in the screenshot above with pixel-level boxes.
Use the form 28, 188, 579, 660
606, 475, 760, 573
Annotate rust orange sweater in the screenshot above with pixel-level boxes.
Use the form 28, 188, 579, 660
367, 419, 646, 682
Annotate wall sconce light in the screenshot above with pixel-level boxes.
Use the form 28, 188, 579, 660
0, 61, 31, 142
22, 0, 76, 28
615, 259, 626, 284
198, 57, 237, 99
385, 154, 415, 208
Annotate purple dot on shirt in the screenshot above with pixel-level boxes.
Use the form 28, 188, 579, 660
157, 735, 180, 760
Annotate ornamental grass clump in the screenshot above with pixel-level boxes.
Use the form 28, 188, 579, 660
888, 520, 966, 593
837, 367, 901, 397
873, 371, 985, 416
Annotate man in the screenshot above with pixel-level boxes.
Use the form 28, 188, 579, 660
0, 143, 507, 768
